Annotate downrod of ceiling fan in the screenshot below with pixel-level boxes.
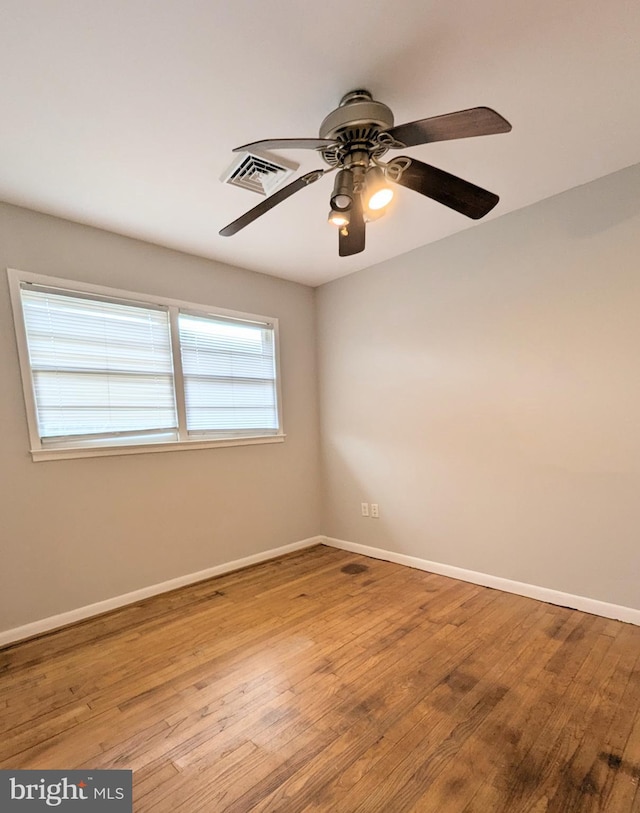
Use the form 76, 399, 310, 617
343, 150, 370, 170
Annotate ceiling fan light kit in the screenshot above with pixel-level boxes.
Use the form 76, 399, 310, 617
330, 169, 354, 211
220, 90, 512, 256
364, 166, 394, 211
327, 209, 350, 228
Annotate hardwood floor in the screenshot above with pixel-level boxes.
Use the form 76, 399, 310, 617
1, 544, 639, 812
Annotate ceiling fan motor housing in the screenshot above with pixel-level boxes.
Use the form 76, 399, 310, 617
319, 90, 394, 139
319, 90, 394, 167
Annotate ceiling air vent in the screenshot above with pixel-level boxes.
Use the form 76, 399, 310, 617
221, 151, 298, 196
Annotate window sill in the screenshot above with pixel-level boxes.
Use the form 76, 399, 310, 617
30, 434, 286, 462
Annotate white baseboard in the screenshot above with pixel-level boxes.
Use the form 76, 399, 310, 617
323, 537, 640, 626
4, 534, 636, 647
0, 536, 324, 648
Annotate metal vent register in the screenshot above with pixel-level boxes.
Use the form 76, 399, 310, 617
221, 151, 298, 196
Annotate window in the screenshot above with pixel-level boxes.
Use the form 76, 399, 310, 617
178, 312, 278, 437
8, 269, 284, 460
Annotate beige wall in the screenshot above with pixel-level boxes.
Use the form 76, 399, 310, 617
317, 164, 640, 610
0, 203, 321, 630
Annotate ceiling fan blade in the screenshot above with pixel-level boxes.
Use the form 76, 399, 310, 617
219, 170, 324, 237
392, 157, 499, 219
339, 194, 366, 257
233, 138, 338, 153
386, 107, 511, 148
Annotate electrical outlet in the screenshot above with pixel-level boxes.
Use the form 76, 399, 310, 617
370, 503, 379, 518
361, 502, 369, 517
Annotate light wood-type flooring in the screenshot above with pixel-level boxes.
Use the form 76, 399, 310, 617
1, 544, 639, 812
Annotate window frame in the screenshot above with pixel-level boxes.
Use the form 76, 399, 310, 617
7, 268, 285, 461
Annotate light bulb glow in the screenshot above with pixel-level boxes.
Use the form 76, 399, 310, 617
364, 166, 394, 212
368, 187, 394, 210
328, 210, 350, 228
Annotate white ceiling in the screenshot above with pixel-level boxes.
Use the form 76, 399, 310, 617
0, 1, 638, 287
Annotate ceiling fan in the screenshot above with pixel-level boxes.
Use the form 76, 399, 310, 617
219, 90, 512, 257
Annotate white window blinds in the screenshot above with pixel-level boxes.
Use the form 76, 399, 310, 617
178, 312, 278, 436
20, 285, 177, 443
11, 269, 283, 458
